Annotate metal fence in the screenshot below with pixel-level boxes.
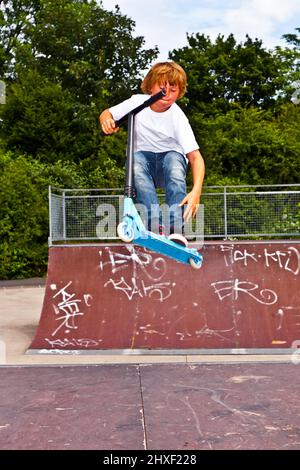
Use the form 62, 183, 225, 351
49, 185, 300, 245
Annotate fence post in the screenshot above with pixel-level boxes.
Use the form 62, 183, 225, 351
224, 186, 228, 239
48, 186, 52, 246
62, 190, 66, 241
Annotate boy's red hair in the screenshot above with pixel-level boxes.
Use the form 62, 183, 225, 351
141, 61, 187, 99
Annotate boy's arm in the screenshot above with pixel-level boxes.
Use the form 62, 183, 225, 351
179, 149, 205, 221
99, 109, 119, 134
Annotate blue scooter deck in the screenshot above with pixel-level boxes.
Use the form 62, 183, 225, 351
134, 230, 203, 268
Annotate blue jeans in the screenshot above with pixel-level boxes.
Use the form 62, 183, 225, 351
133, 150, 187, 234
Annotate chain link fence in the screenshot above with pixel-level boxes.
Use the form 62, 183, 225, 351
49, 185, 300, 245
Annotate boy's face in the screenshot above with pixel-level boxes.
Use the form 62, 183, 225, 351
150, 81, 180, 112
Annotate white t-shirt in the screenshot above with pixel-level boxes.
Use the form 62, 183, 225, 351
109, 94, 199, 158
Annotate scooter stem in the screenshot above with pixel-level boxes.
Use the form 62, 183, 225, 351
117, 88, 166, 199
124, 112, 135, 198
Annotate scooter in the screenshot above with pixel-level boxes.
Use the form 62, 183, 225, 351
115, 89, 203, 269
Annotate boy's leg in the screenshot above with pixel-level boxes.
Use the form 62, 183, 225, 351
134, 151, 161, 232
162, 151, 187, 235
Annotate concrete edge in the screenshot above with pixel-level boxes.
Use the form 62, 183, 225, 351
1, 354, 295, 367
0, 278, 46, 288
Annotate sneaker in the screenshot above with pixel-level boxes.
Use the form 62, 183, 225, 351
168, 233, 188, 247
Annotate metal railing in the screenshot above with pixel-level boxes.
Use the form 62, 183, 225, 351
48, 185, 300, 245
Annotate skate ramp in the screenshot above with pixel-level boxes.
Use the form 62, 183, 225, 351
28, 241, 300, 353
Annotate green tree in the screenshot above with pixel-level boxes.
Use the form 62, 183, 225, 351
16, 0, 157, 102
0, 0, 40, 78
0, 0, 157, 166
0, 152, 49, 279
171, 32, 300, 185
171, 33, 289, 115
275, 27, 300, 101
0, 150, 113, 279
189, 103, 300, 185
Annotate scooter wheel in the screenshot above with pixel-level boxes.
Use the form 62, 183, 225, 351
117, 222, 135, 243
189, 257, 202, 269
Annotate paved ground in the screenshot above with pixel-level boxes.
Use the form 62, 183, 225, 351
1, 362, 300, 450
0, 282, 300, 450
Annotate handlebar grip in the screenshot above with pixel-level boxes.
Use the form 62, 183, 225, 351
115, 115, 129, 128
141, 89, 166, 107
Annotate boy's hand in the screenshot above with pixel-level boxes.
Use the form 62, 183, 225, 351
100, 117, 119, 134
179, 190, 201, 221
99, 109, 119, 134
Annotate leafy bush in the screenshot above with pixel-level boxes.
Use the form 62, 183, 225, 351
0, 152, 112, 279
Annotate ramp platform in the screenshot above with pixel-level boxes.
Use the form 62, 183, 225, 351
28, 241, 300, 354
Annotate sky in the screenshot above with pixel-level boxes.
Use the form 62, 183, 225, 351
101, 0, 300, 62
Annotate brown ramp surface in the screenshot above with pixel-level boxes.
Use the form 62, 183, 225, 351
28, 241, 300, 352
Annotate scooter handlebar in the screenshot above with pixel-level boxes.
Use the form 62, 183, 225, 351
115, 89, 166, 127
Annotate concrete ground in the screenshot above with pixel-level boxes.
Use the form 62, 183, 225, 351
1, 281, 300, 451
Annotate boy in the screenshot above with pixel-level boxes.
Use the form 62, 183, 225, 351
99, 61, 205, 245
